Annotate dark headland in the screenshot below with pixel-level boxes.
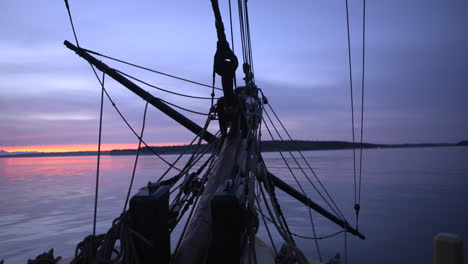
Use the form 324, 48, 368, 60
1, 140, 465, 158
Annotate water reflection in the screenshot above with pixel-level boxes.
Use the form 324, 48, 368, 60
0, 147, 467, 263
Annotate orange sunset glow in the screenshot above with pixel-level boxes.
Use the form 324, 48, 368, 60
2, 142, 186, 153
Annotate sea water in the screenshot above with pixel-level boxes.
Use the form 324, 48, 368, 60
0, 147, 467, 263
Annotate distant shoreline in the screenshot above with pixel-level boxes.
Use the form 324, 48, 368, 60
1, 140, 466, 159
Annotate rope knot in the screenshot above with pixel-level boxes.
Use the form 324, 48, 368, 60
354, 203, 360, 213
214, 41, 238, 78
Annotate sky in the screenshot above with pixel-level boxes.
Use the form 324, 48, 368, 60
0, 0, 466, 152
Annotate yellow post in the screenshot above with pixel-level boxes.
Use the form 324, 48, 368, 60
433, 233, 464, 264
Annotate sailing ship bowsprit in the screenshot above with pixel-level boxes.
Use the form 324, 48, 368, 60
24, 0, 367, 263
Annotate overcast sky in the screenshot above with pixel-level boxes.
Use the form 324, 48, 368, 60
0, 0, 466, 152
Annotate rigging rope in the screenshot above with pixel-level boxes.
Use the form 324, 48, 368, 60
170, 150, 218, 230
228, 0, 235, 55
63, 0, 80, 47
171, 141, 223, 262
237, 0, 247, 64
243, 0, 255, 78
165, 112, 215, 187
254, 183, 278, 255
228, 0, 238, 89
236, 0, 255, 82
345, 0, 358, 218
357, 0, 367, 230
157, 130, 221, 183
344, 231, 348, 264
172, 193, 199, 262
258, 208, 346, 240
259, 167, 309, 264
211, 69, 216, 110
89, 65, 183, 171
345, 0, 367, 231
262, 117, 322, 261
63, 1, 214, 181
81, 48, 223, 91
258, 177, 293, 246
123, 102, 149, 212
93, 72, 106, 236
117, 70, 218, 100
263, 105, 346, 221
158, 98, 210, 116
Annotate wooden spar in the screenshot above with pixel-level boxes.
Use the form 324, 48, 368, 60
268, 171, 366, 240
63, 40, 216, 143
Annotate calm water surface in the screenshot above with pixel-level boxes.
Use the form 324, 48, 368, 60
0, 147, 467, 263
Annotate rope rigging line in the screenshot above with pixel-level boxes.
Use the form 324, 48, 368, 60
228, 0, 235, 55
211, 69, 216, 110
237, 0, 247, 64
170, 135, 223, 257
265, 103, 347, 220
263, 114, 343, 261
63, 0, 80, 47
158, 130, 221, 183
262, 116, 322, 261
257, 208, 346, 240
62, 0, 216, 194
227, 0, 238, 89
117, 70, 219, 100
123, 101, 149, 213
263, 107, 346, 221
243, 0, 255, 77
258, 165, 309, 264
256, 109, 295, 249
89, 61, 211, 116
293, 230, 345, 241
164, 114, 216, 187
178, 127, 214, 174
80, 47, 223, 91
170, 148, 220, 232
236, 0, 255, 80
343, 0, 367, 230
167, 151, 220, 213
89, 65, 182, 172
357, 0, 367, 229
81, 132, 221, 264
258, 177, 293, 248
345, 0, 358, 217
90, 58, 211, 116
159, 133, 206, 182
159, 98, 211, 116
254, 182, 278, 255
93, 72, 106, 236
172, 194, 200, 262
63, 0, 180, 172
344, 230, 348, 264
241, 0, 248, 65
343, 0, 368, 249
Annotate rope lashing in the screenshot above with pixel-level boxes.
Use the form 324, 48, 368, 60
214, 40, 238, 82
211, 0, 238, 107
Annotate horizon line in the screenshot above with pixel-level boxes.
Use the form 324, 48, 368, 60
0, 142, 187, 153
2, 140, 464, 154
